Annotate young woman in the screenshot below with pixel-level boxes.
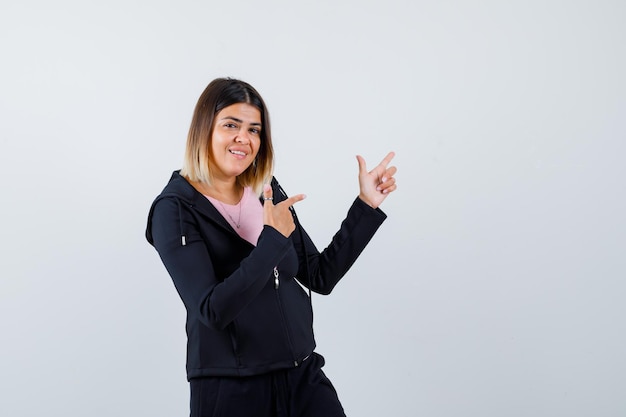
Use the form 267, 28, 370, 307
146, 78, 397, 417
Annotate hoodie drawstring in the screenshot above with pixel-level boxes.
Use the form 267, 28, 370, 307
177, 198, 187, 246
276, 182, 314, 319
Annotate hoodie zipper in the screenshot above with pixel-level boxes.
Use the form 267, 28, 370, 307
273, 266, 299, 367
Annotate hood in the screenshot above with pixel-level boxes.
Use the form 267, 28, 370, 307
146, 171, 283, 246
145, 170, 199, 246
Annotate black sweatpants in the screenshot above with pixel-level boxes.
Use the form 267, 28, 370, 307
189, 353, 346, 417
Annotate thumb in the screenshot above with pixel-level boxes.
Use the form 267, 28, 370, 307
263, 183, 273, 204
356, 155, 367, 176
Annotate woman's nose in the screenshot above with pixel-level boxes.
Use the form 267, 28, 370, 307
235, 130, 250, 144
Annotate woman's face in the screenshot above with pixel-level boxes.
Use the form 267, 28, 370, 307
210, 102, 262, 182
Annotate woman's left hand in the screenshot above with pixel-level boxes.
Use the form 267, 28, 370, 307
356, 151, 397, 209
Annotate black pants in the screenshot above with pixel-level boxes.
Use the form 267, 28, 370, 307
189, 353, 346, 417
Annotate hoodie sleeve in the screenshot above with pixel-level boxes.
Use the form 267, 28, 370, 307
150, 197, 293, 330
292, 197, 387, 295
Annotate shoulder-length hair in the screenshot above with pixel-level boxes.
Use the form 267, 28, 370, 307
180, 78, 274, 194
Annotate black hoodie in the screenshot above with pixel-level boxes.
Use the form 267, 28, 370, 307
146, 171, 386, 379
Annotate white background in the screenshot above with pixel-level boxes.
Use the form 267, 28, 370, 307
1, 0, 625, 416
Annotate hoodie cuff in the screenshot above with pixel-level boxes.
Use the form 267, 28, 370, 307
257, 225, 291, 254
354, 196, 388, 221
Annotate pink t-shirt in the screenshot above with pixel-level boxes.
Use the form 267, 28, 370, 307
204, 187, 264, 246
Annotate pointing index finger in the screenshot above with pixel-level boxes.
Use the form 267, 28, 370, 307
283, 193, 307, 208
379, 151, 396, 168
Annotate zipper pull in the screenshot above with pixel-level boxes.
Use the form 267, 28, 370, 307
274, 267, 279, 289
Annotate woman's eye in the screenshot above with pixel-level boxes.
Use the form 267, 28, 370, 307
225, 123, 237, 128
250, 128, 261, 135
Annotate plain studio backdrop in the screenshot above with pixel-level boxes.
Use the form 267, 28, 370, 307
1, 1, 624, 416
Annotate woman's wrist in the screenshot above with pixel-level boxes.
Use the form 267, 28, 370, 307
358, 194, 377, 209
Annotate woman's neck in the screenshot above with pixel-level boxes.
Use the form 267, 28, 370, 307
192, 178, 243, 205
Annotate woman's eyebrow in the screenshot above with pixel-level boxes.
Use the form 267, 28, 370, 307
219, 116, 262, 126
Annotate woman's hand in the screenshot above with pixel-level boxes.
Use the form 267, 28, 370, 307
356, 151, 398, 209
262, 184, 306, 237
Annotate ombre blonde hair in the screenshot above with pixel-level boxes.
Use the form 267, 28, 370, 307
180, 78, 274, 194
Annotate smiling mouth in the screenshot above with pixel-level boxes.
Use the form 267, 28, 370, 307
229, 150, 247, 156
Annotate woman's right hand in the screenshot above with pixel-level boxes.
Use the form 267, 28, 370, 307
262, 184, 306, 237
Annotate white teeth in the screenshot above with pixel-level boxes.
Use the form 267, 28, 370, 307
230, 150, 246, 156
